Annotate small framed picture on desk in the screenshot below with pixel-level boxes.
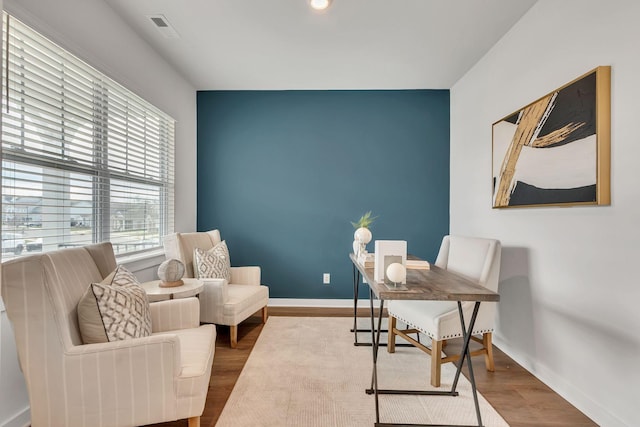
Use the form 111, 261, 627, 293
374, 240, 407, 285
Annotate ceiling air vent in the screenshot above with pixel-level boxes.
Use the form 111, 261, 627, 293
147, 14, 179, 39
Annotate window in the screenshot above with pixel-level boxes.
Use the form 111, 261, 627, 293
1, 13, 175, 260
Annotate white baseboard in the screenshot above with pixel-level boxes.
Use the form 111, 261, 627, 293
493, 336, 626, 427
268, 298, 370, 309
0, 406, 30, 427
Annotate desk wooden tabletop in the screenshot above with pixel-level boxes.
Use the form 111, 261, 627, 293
350, 253, 499, 302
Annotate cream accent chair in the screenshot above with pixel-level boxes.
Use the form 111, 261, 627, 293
387, 235, 501, 387
163, 229, 269, 348
0, 243, 215, 427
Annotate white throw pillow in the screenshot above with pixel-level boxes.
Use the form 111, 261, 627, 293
193, 240, 232, 281
77, 265, 152, 344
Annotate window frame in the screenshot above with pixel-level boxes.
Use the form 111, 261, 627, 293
1, 12, 175, 261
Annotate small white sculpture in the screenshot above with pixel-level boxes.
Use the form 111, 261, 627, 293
386, 262, 407, 288
158, 258, 185, 287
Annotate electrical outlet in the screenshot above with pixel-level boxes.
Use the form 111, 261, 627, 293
323, 273, 330, 284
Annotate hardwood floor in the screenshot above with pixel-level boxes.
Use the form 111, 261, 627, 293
151, 308, 596, 427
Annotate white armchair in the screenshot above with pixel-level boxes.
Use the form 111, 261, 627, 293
163, 229, 269, 348
0, 242, 216, 427
387, 235, 501, 387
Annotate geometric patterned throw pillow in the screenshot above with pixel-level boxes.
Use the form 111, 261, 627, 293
77, 265, 152, 344
193, 240, 232, 281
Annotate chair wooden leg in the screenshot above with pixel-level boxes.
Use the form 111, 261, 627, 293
483, 332, 495, 372
262, 306, 268, 323
188, 416, 200, 427
430, 339, 443, 387
387, 315, 397, 353
230, 325, 238, 348
441, 339, 448, 348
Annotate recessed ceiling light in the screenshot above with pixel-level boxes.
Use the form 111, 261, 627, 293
309, 0, 332, 11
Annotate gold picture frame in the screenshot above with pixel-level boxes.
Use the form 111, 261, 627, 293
492, 66, 611, 208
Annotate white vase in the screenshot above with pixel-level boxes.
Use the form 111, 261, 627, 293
354, 227, 372, 244
354, 227, 372, 258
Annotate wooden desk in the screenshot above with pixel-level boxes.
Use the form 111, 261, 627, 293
350, 253, 500, 427
141, 278, 204, 302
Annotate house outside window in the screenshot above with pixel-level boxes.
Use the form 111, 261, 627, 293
1, 13, 175, 260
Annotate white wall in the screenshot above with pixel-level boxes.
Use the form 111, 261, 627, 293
450, 1, 640, 426
0, 1, 197, 425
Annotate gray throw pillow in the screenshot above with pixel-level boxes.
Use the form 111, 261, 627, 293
77, 265, 152, 344
193, 240, 232, 281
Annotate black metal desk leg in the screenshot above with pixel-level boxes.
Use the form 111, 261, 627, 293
450, 301, 483, 427
351, 263, 410, 349
366, 289, 386, 424
351, 265, 361, 342
369, 288, 379, 422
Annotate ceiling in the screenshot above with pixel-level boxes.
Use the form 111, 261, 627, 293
104, 0, 537, 91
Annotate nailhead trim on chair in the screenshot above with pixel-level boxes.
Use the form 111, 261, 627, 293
391, 314, 494, 340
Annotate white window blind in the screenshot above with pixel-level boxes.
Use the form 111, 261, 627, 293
1, 12, 175, 260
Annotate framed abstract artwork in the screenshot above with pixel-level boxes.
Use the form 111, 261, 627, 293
492, 66, 611, 208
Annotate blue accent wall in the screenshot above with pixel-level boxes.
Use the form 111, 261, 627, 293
196, 90, 449, 299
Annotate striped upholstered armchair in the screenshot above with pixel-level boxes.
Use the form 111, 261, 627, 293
1, 242, 215, 427
163, 229, 269, 348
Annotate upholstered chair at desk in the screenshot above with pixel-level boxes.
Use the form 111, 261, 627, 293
163, 229, 269, 348
387, 235, 502, 387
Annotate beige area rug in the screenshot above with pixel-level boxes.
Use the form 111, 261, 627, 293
216, 317, 509, 427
